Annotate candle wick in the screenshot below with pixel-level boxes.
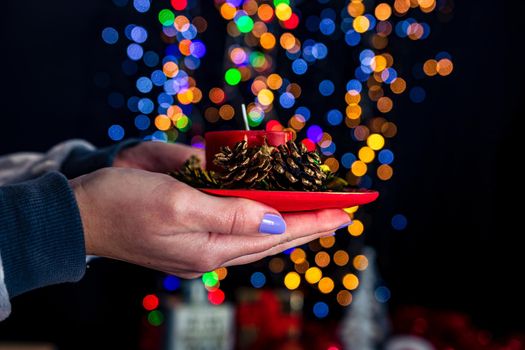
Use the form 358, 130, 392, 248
241, 104, 250, 131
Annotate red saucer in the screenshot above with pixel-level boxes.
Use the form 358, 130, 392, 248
198, 189, 379, 212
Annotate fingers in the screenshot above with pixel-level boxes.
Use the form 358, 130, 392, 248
221, 229, 336, 267
174, 187, 286, 236
144, 142, 206, 172
208, 208, 350, 263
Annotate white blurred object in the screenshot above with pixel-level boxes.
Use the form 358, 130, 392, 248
385, 335, 435, 350
339, 247, 390, 350
165, 279, 235, 350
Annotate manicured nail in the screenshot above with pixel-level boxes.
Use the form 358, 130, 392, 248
337, 221, 352, 230
259, 214, 287, 234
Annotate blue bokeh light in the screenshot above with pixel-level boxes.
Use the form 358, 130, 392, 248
391, 214, 408, 230
136, 77, 153, 93
292, 58, 308, 75
250, 272, 266, 289
102, 27, 119, 45
134, 114, 150, 130
127, 43, 144, 61
409, 87, 426, 103
313, 302, 329, 319
163, 275, 181, 291
319, 80, 335, 96
326, 109, 343, 126
108, 125, 125, 141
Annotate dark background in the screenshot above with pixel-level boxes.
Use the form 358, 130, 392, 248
0, 0, 521, 348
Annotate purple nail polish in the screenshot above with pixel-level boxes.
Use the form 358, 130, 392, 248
259, 214, 287, 234
337, 221, 352, 230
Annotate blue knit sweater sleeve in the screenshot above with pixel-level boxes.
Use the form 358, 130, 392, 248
0, 172, 85, 320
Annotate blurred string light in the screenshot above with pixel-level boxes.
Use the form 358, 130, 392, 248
102, 0, 453, 314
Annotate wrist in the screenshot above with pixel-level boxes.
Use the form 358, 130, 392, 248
69, 177, 96, 256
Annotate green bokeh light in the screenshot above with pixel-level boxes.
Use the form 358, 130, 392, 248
273, 0, 290, 6
236, 16, 254, 33
249, 52, 266, 68
225, 68, 242, 85
202, 271, 219, 287
148, 310, 164, 327
158, 9, 175, 26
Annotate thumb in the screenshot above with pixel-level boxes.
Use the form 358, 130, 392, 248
185, 190, 287, 235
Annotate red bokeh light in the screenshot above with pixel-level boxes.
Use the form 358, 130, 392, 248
142, 294, 159, 311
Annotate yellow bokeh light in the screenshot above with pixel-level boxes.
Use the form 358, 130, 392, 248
337, 290, 353, 306
155, 114, 172, 131
177, 89, 194, 105
353, 15, 370, 33
280, 33, 296, 50
163, 62, 179, 78
346, 104, 362, 119
290, 248, 306, 264
390, 77, 407, 94
242, 0, 258, 15
334, 250, 350, 266
258, 88, 274, 106
437, 58, 454, 76
315, 251, 331, 268
220, 3, 237, 20
343, 273, 359, 290
319, 236, 336, 249
353, 255, 369, 271
418, 0, 435, 8
260, 32, 276, 50
305, 267, 322, 284
367, 133, 385, 150
375, 3, 392, 21
377, 164, 394, 180
345, 92, 361, 104
347, 1, 365, 17
358, 146, 375, 163
344, 206, 359, 214
423, 59, 438, 76
257, 4, 274, 22
377, 96, 393, 113
275, 3, 292, 21
267, 73, 283, 90
219, 104, 235, 120
371, 55, 387, 72
284, 272, 301, 290
215, 267, 228, 280
394, 0, 410, 14
348, 220, 364, 236
318, 277, 335, 294
351, 160, 368, 176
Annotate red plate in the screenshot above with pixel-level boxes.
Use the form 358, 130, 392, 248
198, 189, 379, 212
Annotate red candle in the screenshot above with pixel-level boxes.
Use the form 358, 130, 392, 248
205, 130, 293, 171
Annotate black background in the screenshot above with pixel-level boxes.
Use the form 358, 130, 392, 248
0, 0, 522, 348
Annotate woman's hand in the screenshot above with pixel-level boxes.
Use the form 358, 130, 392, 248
70, 167, 351, 278
113, 141, 205, 172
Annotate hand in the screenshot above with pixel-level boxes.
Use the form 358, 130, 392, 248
70, 168, 351, 278
114, 141, 205, 172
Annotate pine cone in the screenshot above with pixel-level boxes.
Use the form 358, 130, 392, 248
213, 140, 273, 188
268, 141, 327, 191
170, 155, 218, 188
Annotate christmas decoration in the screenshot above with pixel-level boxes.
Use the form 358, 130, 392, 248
172, 139, 350, 192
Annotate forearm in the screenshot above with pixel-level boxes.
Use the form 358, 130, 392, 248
0, 172, 86, 320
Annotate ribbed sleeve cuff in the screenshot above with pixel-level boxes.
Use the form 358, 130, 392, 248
60, 139, 141, 179
0, 172, 86, 298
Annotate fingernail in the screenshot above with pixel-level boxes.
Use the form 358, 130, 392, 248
259, 214, 287, 234
337, 221, 352, 230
